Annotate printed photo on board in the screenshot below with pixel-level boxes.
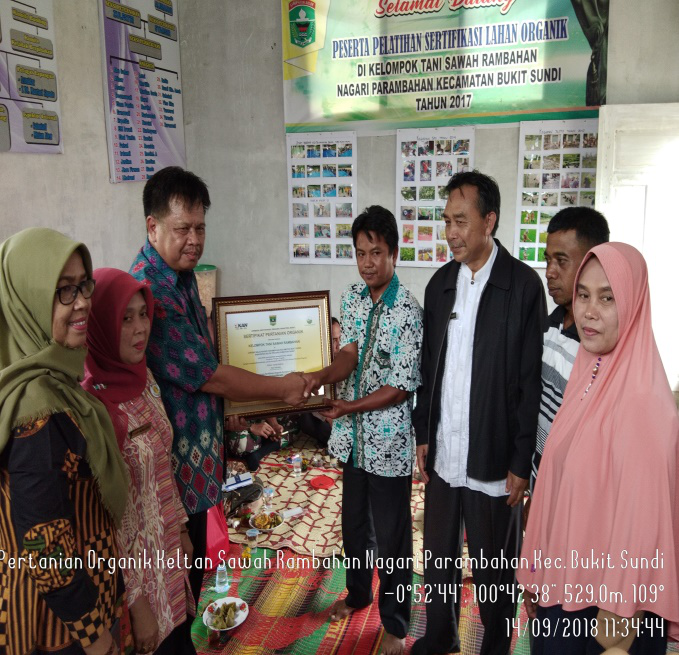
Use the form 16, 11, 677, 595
336, 203, 353, 218
338, 143, 353, 157
419, 186, 435, 200
314, 203, 331, 218
525, 134, 541, 150
294, 243, 310, 258
541, 192, 558, 206
314, 223, 331, 238
315, 244, 331, 258
293, 223, 309, 238
292, 202, 308, 217
336, 244, 353, 259
543, 154, 560, 170
336, 223, 352, 238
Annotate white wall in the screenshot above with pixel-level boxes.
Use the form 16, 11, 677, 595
1, 0, 678, 315
0, 0, 147, 269
607, 1, 679, 105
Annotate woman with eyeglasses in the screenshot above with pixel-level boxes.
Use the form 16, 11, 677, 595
83, 268, 196, 655
0, 228, 130, 655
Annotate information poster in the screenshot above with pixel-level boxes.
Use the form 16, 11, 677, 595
514, 118, 598, 266
281, 0, 607, 132
395, 127, 474, 267
99, 0, 185, 183
0, 0, 62, 153
287, 131, 358, 265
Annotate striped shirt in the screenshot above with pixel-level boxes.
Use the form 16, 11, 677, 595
530, 305, 580, 491
117, 369, 193, 642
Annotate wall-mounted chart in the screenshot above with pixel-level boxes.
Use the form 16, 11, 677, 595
287, 132, 358, 265
514, 118, 598, 266
99, 0, 185, 183
395, 127, 475, 267
0, 0, 63, 153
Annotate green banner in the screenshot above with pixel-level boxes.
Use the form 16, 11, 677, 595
281, 0, 607, 132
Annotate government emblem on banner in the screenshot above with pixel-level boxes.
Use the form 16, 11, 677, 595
289, 1, 316, 48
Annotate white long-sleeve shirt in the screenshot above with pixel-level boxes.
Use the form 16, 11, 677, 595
434, 240, 507, 496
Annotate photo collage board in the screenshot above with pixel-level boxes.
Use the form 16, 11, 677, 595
514, 119, 599, 266
287, 132, 358, 265
395, 127, 475, 267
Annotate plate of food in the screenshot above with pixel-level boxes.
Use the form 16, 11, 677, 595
203, 597, 248, 631
250, 511, 285, 532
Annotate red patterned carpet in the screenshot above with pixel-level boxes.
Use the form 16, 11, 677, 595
226, 436, 426, 575
193, 437, 678, 654
193, 545, 523, 655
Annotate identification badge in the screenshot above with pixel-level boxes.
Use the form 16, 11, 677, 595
129, 422, 152, 438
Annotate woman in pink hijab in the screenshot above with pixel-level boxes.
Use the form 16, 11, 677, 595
518, 243, 678, 653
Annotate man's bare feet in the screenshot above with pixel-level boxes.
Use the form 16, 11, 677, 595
328, 599, 354, 622
381, 632, 405, 655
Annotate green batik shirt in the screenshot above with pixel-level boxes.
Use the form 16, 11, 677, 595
328, 274, 423, 477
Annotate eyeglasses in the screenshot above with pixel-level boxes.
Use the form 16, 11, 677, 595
54, 279, 96, 305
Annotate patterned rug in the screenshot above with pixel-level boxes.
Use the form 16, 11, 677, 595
226, 435, 428, 574
192, 544, 529, 655
210, 437, 679, 654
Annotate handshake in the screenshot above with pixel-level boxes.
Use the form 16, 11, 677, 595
278, 370, 349, 420
277, 369, 321, 407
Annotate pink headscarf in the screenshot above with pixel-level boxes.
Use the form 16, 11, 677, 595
82, 268, 154, 449
518, 243, 679, 639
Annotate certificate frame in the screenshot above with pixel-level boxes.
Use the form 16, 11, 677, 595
212, 290, 335, 420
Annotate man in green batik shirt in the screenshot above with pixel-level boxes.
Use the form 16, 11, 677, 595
303, 206, 423, 655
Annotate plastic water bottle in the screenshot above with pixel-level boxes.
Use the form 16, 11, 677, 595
291, 452, 302, 477
263, 487, 274, 510
215, 562, 229, 593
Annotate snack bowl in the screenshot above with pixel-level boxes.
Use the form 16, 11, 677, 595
203, 596, 249, 631
249, 511, 285, 533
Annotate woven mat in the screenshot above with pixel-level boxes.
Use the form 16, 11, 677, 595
228, 461, 344, 556
227, 435, 428, 574
194, 547, 679, 654
192, 545, 530, 655
207, 438, 679, 653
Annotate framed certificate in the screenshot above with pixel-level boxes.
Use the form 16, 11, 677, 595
213, 291, 335, 419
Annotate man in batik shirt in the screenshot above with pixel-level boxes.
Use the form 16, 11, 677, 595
303, 206, 423, 655
130, 166, 307, 603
